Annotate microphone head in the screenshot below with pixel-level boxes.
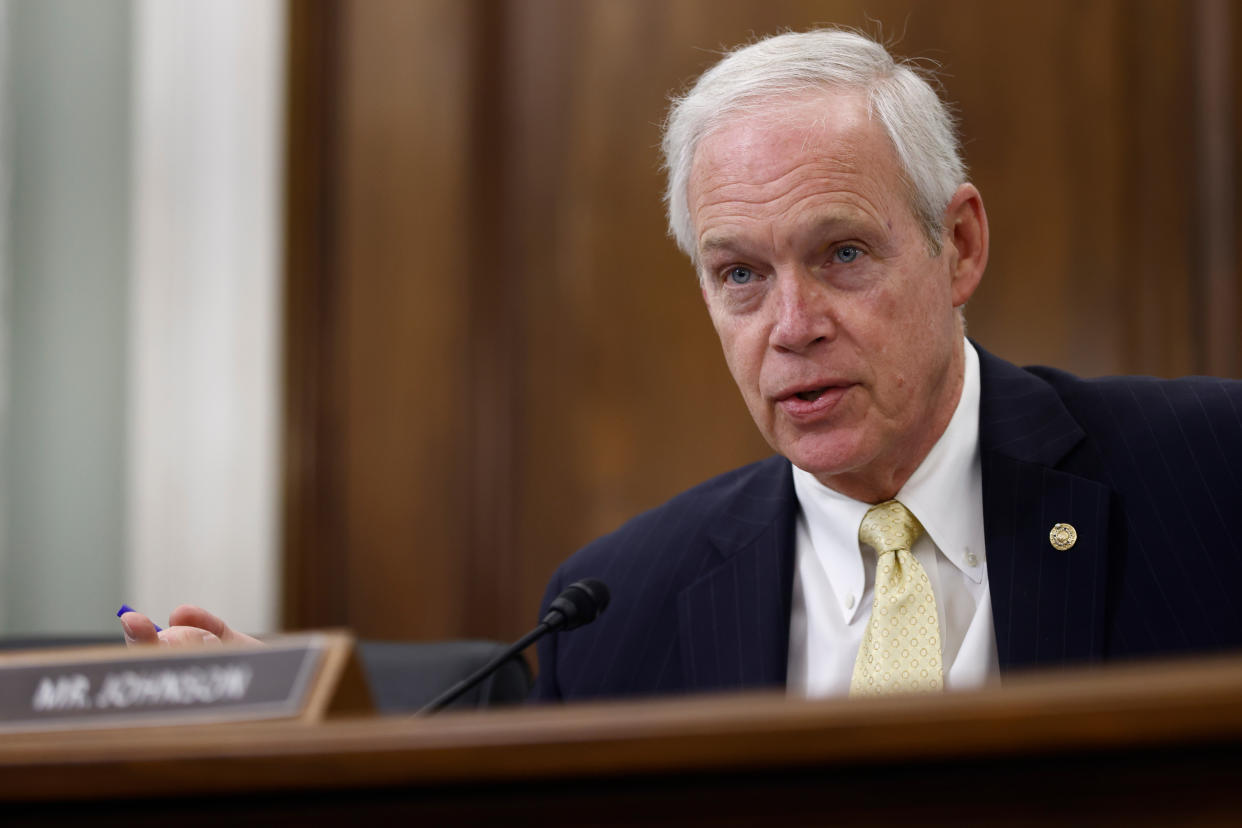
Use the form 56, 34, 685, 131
543, 578, 610, 632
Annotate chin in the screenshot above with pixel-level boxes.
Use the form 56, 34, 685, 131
780, 433, 870, 482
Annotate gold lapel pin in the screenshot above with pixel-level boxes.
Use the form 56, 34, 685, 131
1049, 523, 1077, 550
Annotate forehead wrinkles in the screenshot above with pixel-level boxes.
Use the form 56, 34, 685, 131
698, 135, 860, 195
694, 153, 862, 220
691, 126, 891, 255
689, 94, 903, 221
692, 107, 864, 195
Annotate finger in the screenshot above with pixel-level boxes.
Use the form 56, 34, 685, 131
156, 626, 223, 647
167, 605, 230, 637
120, 612, 160, 646
167, 605, 263, 647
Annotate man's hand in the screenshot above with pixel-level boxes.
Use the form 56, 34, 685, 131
119, 605, 264, 648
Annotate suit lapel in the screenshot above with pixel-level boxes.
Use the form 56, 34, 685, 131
977, 346, 1111, 671
677, 457, 798, 693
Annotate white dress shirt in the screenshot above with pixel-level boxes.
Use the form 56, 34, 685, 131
786, 339, 999, 697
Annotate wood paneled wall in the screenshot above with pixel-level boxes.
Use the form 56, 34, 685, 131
282, 0, 1240, 643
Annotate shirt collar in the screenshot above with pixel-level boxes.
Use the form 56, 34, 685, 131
896, 339, 985, 583
792, 339, 986, 623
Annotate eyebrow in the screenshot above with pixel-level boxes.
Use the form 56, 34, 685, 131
698, 234, 743, 256
697, 212, 871, 259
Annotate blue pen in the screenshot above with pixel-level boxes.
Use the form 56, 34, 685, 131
117, 604, 163, 632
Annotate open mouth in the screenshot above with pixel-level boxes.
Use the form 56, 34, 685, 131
795, 387, 830, 402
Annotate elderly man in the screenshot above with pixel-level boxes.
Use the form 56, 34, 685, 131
532, 29, 1242, 700
125, 29, 1242, 701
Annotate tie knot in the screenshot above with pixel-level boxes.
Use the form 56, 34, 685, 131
859, 500, 923, 555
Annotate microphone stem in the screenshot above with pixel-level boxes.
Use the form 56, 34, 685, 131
415, 622, 551, 716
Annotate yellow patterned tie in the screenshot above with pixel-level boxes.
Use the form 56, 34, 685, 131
850, 500, 943, 695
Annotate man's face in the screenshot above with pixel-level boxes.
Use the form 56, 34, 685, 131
689, 93, 977, 502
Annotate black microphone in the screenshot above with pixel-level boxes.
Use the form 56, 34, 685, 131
541, 577, 610, 631
416, 578, 610, 715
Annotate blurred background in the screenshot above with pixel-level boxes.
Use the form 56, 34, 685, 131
0, 0, 1236, 649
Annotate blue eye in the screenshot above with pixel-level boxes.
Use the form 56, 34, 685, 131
834, 246, 861, 264
726, 267, 755, 285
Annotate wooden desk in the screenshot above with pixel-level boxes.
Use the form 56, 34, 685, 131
4, 655, 1242, 825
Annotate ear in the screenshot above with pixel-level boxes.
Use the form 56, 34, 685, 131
941, 183, 989, 307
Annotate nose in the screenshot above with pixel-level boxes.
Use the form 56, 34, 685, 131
769, 268, 835, 353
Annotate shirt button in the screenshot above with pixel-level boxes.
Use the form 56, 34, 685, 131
845, 595, 855, 610
966, 552, 979, 567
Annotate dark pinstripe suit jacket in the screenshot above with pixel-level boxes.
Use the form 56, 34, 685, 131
533, 346, 1242, 700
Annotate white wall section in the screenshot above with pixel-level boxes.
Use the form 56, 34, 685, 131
128, 0, 285, 635
2, 0, 132, 634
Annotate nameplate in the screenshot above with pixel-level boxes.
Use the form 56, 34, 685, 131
0, 632, 371, 733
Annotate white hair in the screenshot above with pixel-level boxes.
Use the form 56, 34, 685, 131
662, 29, 965, 262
